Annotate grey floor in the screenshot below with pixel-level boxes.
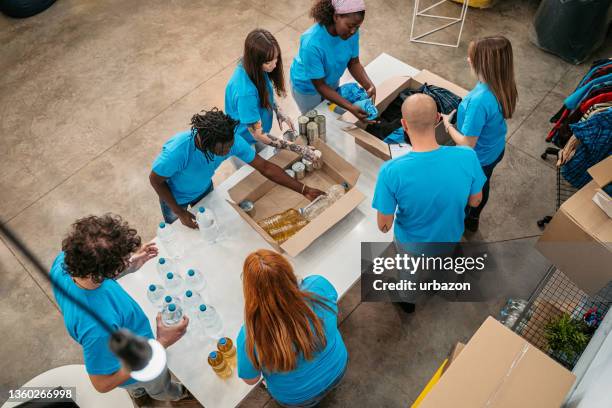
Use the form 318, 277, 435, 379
1, 0, 610, 406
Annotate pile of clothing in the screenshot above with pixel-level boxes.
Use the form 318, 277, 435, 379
365, 83, 462, 144
337, 83, 378, 120
547, 58, 612, 189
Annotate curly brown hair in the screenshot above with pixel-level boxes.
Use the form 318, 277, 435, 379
310, 0, 336, 26
62, 214, 141, 283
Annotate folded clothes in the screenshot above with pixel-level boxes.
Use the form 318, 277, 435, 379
354, 98, 378, 120
337, 83, 369, 103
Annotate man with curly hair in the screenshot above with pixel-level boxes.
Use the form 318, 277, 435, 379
50, 214, 195, 404
150, 108, 324, 228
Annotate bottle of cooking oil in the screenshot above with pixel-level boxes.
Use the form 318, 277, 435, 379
208, 351, 233, 379
268, 219, 309, 243
217, 337, 237, 366
257, 209, 301, 230
300, 184, 348, 221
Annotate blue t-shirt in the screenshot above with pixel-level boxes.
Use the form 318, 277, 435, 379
225, 63, 274, 145
50, 252, 154, 386
290, 24, 360, 95
236, 275, 348, 405
152, 130, 256, 205
372, 146, 486, 243
457, 82, 507, 166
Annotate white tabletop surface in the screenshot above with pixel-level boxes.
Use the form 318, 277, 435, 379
118, 53, 420, 408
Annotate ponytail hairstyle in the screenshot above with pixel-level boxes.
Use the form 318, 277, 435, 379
468, 36, 518, 119
242, 249, 333, 372
242, 29, 285, 110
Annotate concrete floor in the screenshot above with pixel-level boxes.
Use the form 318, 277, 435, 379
1, 0, 610, 406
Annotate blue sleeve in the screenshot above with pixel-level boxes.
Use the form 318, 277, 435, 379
469, 153, 487, 195
302, 45, 326, 80
372, 165, 397, 215
152, 145, 185, 178
236, 327, 261, 380
459, 98, 486, 139
82, 335, 121, 376
304, 275, 338, 302
351, 31, 360, 58
231, 136, 256, 163
237, 92, 262, 125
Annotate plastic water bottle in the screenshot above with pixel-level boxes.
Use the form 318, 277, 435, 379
157, 222, 184, 258
195, 207, 219, 244
146, 284, 166, 307
163, 272, 183, 296
156, 257, 175, 279
185, 268, 207, 292
163, 294, 182, 308
196, 304, 223, 338
161, 303, 184, 326
182, 290, 203, 311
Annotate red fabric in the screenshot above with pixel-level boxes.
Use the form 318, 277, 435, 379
579, 92, 612, 112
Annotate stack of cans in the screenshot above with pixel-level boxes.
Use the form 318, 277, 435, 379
297, 109, 326, 144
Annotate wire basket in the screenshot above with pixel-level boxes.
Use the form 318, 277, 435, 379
537, 148, 579, 228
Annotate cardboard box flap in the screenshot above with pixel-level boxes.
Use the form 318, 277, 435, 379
587, 155, 612, 189
419, 317, 575, 408
314, 139, 360, 187
226, 199, 283, 252
281, 188, 365, 257
414, 70, 468, 98
559, 181, 612, 242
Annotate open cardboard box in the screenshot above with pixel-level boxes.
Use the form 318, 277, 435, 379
227, 140, 365, 257
341, 69, 469, 161
536, 156, 612, 296
418, 317, 575, 408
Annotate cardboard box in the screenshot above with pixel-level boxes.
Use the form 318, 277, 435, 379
227, 140, 365, 257
418, 317, 575, 408
537, 156, 612, 296
341, 70, 468, 161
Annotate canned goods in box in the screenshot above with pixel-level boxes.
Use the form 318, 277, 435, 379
291, 162, 306, 180
306, 122, 318, 145
297, 116, 309, 138
305, 109, 318, 120
302, 158, 314, 172
285, 169, 296, 179
315, 115, 326, 142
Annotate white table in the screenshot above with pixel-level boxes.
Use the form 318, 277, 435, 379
119, 54, 420, 408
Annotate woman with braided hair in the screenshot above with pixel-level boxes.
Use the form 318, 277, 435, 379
149, 108, 324, 228
290, 0, 375, 121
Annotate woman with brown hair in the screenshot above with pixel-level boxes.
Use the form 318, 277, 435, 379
236, 249, 348, 407
442, 36, 518, 232
225, 29, 317, 163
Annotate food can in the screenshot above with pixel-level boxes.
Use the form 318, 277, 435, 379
291, 162, 306, 180
305, 109, 318, 121
283, 129, 298, 142
306, 122, 318, 145
285, 169, 296, 179
297, 116, 310, 138
313, 150, 323, 169
302, 158, 314, 172
315, 115, 326, 142
239, 200, 255, 216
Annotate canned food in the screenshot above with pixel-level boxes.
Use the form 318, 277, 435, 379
283, 129, 298, 142
302, 158, 314, 172
298, 116, 309, 138
313, 150, 323, 169
306, 122, 318, 145
285, 169, 296, 179
305, 109, 318, 120
291, 162, 306, 180
239, 200, 255, 216
315, 115, 326, 142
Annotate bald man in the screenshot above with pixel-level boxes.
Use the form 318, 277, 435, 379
372, 94, 486, 244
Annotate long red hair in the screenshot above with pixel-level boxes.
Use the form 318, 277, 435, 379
242, 249, 329, 372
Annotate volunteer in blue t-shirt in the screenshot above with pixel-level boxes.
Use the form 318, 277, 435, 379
290, 0, 376, 121
50, 214, 194, 403
442, 36, 518, 232
237, 249, 348, 407
225, 29, 317, 163
149, 108, 323, 228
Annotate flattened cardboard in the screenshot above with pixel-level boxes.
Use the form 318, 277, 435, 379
341, 69, 468, 160
227, 140, 365, 257
419, 317, 575, 408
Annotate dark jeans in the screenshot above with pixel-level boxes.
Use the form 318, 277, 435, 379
468, 149, 505, 219
159, 183, 214, 224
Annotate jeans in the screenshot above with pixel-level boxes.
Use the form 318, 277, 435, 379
159, 183, 214, 224
121, 367, 184, 401
276, 362, 348, 408
468, 149, 505, 219
291, 87, 323, 114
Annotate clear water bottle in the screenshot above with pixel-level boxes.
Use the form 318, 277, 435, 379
185, 268, 207, 292
196, 304, 223, 338
163, 294, 182, 308
157, 222, 184, 259
182, 290, 203, 311
161, 303, 184, 326
195, 207, 219, 244
146, 284, 166, 307
163, 272, 184, 296
156, 257, 174, 279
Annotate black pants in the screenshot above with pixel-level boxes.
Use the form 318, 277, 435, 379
469, 149, 505, 218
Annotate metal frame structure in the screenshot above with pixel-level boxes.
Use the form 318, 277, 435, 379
410, 0, 469, 48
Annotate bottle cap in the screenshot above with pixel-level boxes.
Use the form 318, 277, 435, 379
159, 222, 166, 228
166, 272, 173, 279
186, 290, 192, 297
148, 284, 156, 292
168, 304, 176, 312
199, 304, 207, 312
164, 296, 172, 303
209, 351, 217, 359
219, 338, 227, 345
198, 207, 205, 213
187, 269, 195, 276
158, 257, 166, 264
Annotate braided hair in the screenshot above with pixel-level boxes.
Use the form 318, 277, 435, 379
191, 108, 238, 162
